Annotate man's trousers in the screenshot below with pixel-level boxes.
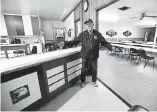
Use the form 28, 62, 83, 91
81, 58, 98, 82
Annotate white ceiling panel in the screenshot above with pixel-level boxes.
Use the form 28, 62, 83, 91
99, 0, 157, 27
1, 0, 80, 20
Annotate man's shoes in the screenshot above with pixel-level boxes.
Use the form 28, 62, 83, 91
93, 82, 98, 87
80, 82, 86, 88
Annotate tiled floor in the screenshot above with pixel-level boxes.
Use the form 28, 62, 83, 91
98, 50, 157, 111
38, 50, 157, 111
38, 78, 129, 111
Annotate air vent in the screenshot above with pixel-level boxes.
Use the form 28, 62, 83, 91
118, 6, 130, 11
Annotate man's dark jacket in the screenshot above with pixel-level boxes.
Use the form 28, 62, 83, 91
65, 30, 112, 59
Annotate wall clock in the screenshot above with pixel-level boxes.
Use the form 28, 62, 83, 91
84, 0, 89, 12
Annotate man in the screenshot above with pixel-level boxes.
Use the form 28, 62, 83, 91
65, 19, 112, 88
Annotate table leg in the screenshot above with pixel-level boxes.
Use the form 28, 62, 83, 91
25, 45, 29, 55
5, 50, 9, 59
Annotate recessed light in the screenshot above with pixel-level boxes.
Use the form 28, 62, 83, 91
118, 6, 130, 11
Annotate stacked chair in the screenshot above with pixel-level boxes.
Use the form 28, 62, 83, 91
127, 48, 140, 63
112, 46, 123, 58
136, 49, 155, 68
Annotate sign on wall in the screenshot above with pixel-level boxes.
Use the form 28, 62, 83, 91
106, 30, 117, 37
123, 30, 132, 37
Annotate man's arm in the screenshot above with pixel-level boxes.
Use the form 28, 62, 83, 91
65, 33, 82, 47
99, 33, 113, 51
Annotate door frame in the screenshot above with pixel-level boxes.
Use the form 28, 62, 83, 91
95, 0, 120, 31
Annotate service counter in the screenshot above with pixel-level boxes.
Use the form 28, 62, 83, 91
1, 47, 82, 111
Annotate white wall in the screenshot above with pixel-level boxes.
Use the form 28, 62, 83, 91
0, 15, 8, 36
41, 20, 64, 40
22, 15, 33, 35
99, 21, 146, 41
63, 12, 74, 41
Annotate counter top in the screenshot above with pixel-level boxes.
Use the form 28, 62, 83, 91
0, 47, 81, 74
111, 43, 157, 53
0, 44, 28, 47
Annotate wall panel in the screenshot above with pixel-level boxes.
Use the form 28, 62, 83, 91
82, 0, 108, 31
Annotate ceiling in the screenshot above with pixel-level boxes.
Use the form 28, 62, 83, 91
99, 0, 157, 27
1, 0, 80, 20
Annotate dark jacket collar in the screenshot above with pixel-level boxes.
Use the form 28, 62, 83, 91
85, 29, 97, 35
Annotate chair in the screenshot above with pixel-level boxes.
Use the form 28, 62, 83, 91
112, 46, 123, 58
128, 105, 149, 111
136, 49, 155, 68
45, 42, 59, 52
0, 51, 6, 59
127, 48, 140, 62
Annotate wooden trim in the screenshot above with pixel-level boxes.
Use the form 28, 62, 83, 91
46, 74, 80, 104
1, 65, 41, 83
74, 18, 80, 22
95, 10, 99, 31
62, 0, 83, 21
80, 1, 83, 32
97, 78, 132, 108
48, 77, 65, 87
47, 70, 65, 79
2, 13, 38, 17
95, 0, 120, 31
67, 63, 82, 70
95, 0, 120, 11
67, 68, 82, 76
22, 75, 80, 111
64, 63, 68, 83
153, 25, 157, 47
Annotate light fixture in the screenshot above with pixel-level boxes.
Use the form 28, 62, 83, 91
99, 14, 119, 22
118, 6, 130, 11
137, 19, 157, 26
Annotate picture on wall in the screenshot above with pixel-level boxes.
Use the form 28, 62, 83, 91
68, 29, 73, 37
106, 30, 117, 37
9, 85, 30, 104
123, 30, 132, 37
56, 29, 64, 37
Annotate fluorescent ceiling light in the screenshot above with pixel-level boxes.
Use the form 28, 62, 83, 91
60, 9, 68, 20
137, 20, 157, 26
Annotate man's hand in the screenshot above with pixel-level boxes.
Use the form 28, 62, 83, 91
106, 42, 113, 51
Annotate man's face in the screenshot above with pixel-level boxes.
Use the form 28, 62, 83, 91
85, 23, 94, 31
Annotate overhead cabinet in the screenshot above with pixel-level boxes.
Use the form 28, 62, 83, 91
4, 15, 17, 36
14, 15, 25, 35
31, 17, 40, 35
0, 15, 8, 36
4, 15, 40, 36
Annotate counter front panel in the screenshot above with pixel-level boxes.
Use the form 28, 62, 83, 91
1, 47, 81, 111
1, 72, 41, 111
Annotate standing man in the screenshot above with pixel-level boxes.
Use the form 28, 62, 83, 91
65, 19, 112, 88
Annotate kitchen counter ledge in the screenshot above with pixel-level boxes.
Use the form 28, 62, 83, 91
0, 47, 81, 74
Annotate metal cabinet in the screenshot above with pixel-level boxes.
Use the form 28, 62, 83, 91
4, 15, 17, 36
4, 15, 40, 36
4, 15, 25, 36
31, 17, 40, 35
13, 15, 25, 35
